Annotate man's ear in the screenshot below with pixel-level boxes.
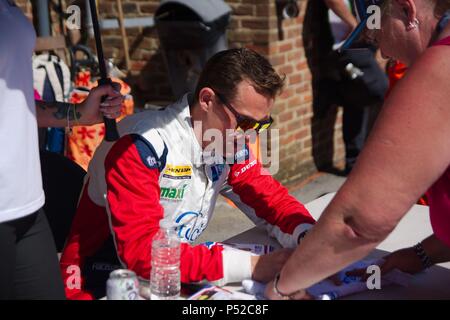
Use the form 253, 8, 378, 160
198, 88, 215, 113
395, 0, 418, 23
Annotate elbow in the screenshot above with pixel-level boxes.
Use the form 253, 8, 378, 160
341, 211, 398, 244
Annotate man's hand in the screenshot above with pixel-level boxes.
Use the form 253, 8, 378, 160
78, 82, 124, 126
250, 248, 293, 283
379, 248, 425, 275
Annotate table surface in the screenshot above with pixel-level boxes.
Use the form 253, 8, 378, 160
225, 193, 450, 300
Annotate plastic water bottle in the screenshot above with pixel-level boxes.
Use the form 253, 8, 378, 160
150, 220, 181, 300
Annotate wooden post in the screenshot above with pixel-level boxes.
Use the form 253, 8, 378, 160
116, 0, 131, 71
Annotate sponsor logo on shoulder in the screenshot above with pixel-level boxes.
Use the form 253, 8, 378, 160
234, 147, 249, 163
163, 165, 192, 180
146, 156, 159, 167
234, 159, 257, 177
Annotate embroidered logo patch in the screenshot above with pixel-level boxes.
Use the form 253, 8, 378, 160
160, 184, 188, 201
163, 165, 192, 180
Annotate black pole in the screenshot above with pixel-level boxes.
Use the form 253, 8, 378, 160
88, 0, 119, 142
35, 0, 51, 37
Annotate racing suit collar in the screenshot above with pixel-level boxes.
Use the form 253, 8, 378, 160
177, 93, 204, 167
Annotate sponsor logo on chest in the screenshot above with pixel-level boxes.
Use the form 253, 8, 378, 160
160, 184, 187, 201
163, 165, 192, 180
175, 211, 206, 242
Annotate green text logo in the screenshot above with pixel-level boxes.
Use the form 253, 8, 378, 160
160, 185, 187, 201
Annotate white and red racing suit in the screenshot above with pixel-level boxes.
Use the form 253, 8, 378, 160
60, 94, 315, 299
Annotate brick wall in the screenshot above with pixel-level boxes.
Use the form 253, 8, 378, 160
21, 0, 345, 184
226, 0, 345, 182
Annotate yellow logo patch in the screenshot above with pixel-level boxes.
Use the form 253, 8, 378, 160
163, 165, 192, 180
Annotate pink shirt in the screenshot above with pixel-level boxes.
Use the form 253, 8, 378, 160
428, 36, 450, 247
429, 167, 450, 247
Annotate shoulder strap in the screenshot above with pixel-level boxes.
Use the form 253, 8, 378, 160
44, 60, 65, 102
432, 10, 450, 46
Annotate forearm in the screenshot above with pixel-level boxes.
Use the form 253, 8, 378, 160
422, 234, 450, 265
325, 0, 357, 28
35, 100, 83, 128
225, 160, 316, 248
273, 49, 450, 295
36, 83, 124, 128
276, 193, 384, 293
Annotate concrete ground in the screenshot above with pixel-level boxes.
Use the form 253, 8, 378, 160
194, 172, 346, 244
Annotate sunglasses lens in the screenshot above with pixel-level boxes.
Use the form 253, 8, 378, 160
260, 122, 271, 132
237, 120, 272, 134
236, 119, 256, 132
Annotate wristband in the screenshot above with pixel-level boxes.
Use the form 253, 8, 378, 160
273, 272, 305, 300
413, 242, 433, 269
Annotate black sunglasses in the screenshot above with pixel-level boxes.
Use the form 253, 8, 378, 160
213, 91, 274, 134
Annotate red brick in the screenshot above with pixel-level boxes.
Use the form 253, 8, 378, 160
253, 32, 272, 44
278, 65, 294, 76
241, 18, 270, 30
303, 139, 312, 149
302, 94, 313, 104
279, 88, 294, 100
256, 4, 273, 16
288, 96, 302, 109
278, 42, 294, 53
230, 31, 254, 42
234, 5, 255, 16
269, 54, 286, 66
296, 61, 308, 71
288, 74, 302, 85
278, 111, 293, 123
242, 0, 268, 5
287, 121, 301, 132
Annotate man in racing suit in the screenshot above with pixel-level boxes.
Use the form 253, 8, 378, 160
60, 48, 316, 299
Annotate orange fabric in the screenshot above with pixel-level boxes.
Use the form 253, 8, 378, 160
66, 72, 134, 170
417, 194, 429, 206
386, 60, 408, 97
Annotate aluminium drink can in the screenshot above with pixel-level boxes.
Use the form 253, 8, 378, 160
106, 269, 140, 300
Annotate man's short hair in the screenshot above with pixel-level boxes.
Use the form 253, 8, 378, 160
193, 48, 285, 104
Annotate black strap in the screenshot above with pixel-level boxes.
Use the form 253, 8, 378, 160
437, 10, 450, 35
431, 10, 450, 46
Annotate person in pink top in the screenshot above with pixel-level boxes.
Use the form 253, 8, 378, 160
266, 0, 450, 299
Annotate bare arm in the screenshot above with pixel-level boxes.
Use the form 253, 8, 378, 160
36, 100, 82, 128
36, 84, 124, 128
422, 235, 450, 265
324, 0, 358, 29
268, 46, 450, 296
343, 234, 450, 278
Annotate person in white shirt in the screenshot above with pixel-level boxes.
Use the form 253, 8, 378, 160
0, 0, 123, 299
